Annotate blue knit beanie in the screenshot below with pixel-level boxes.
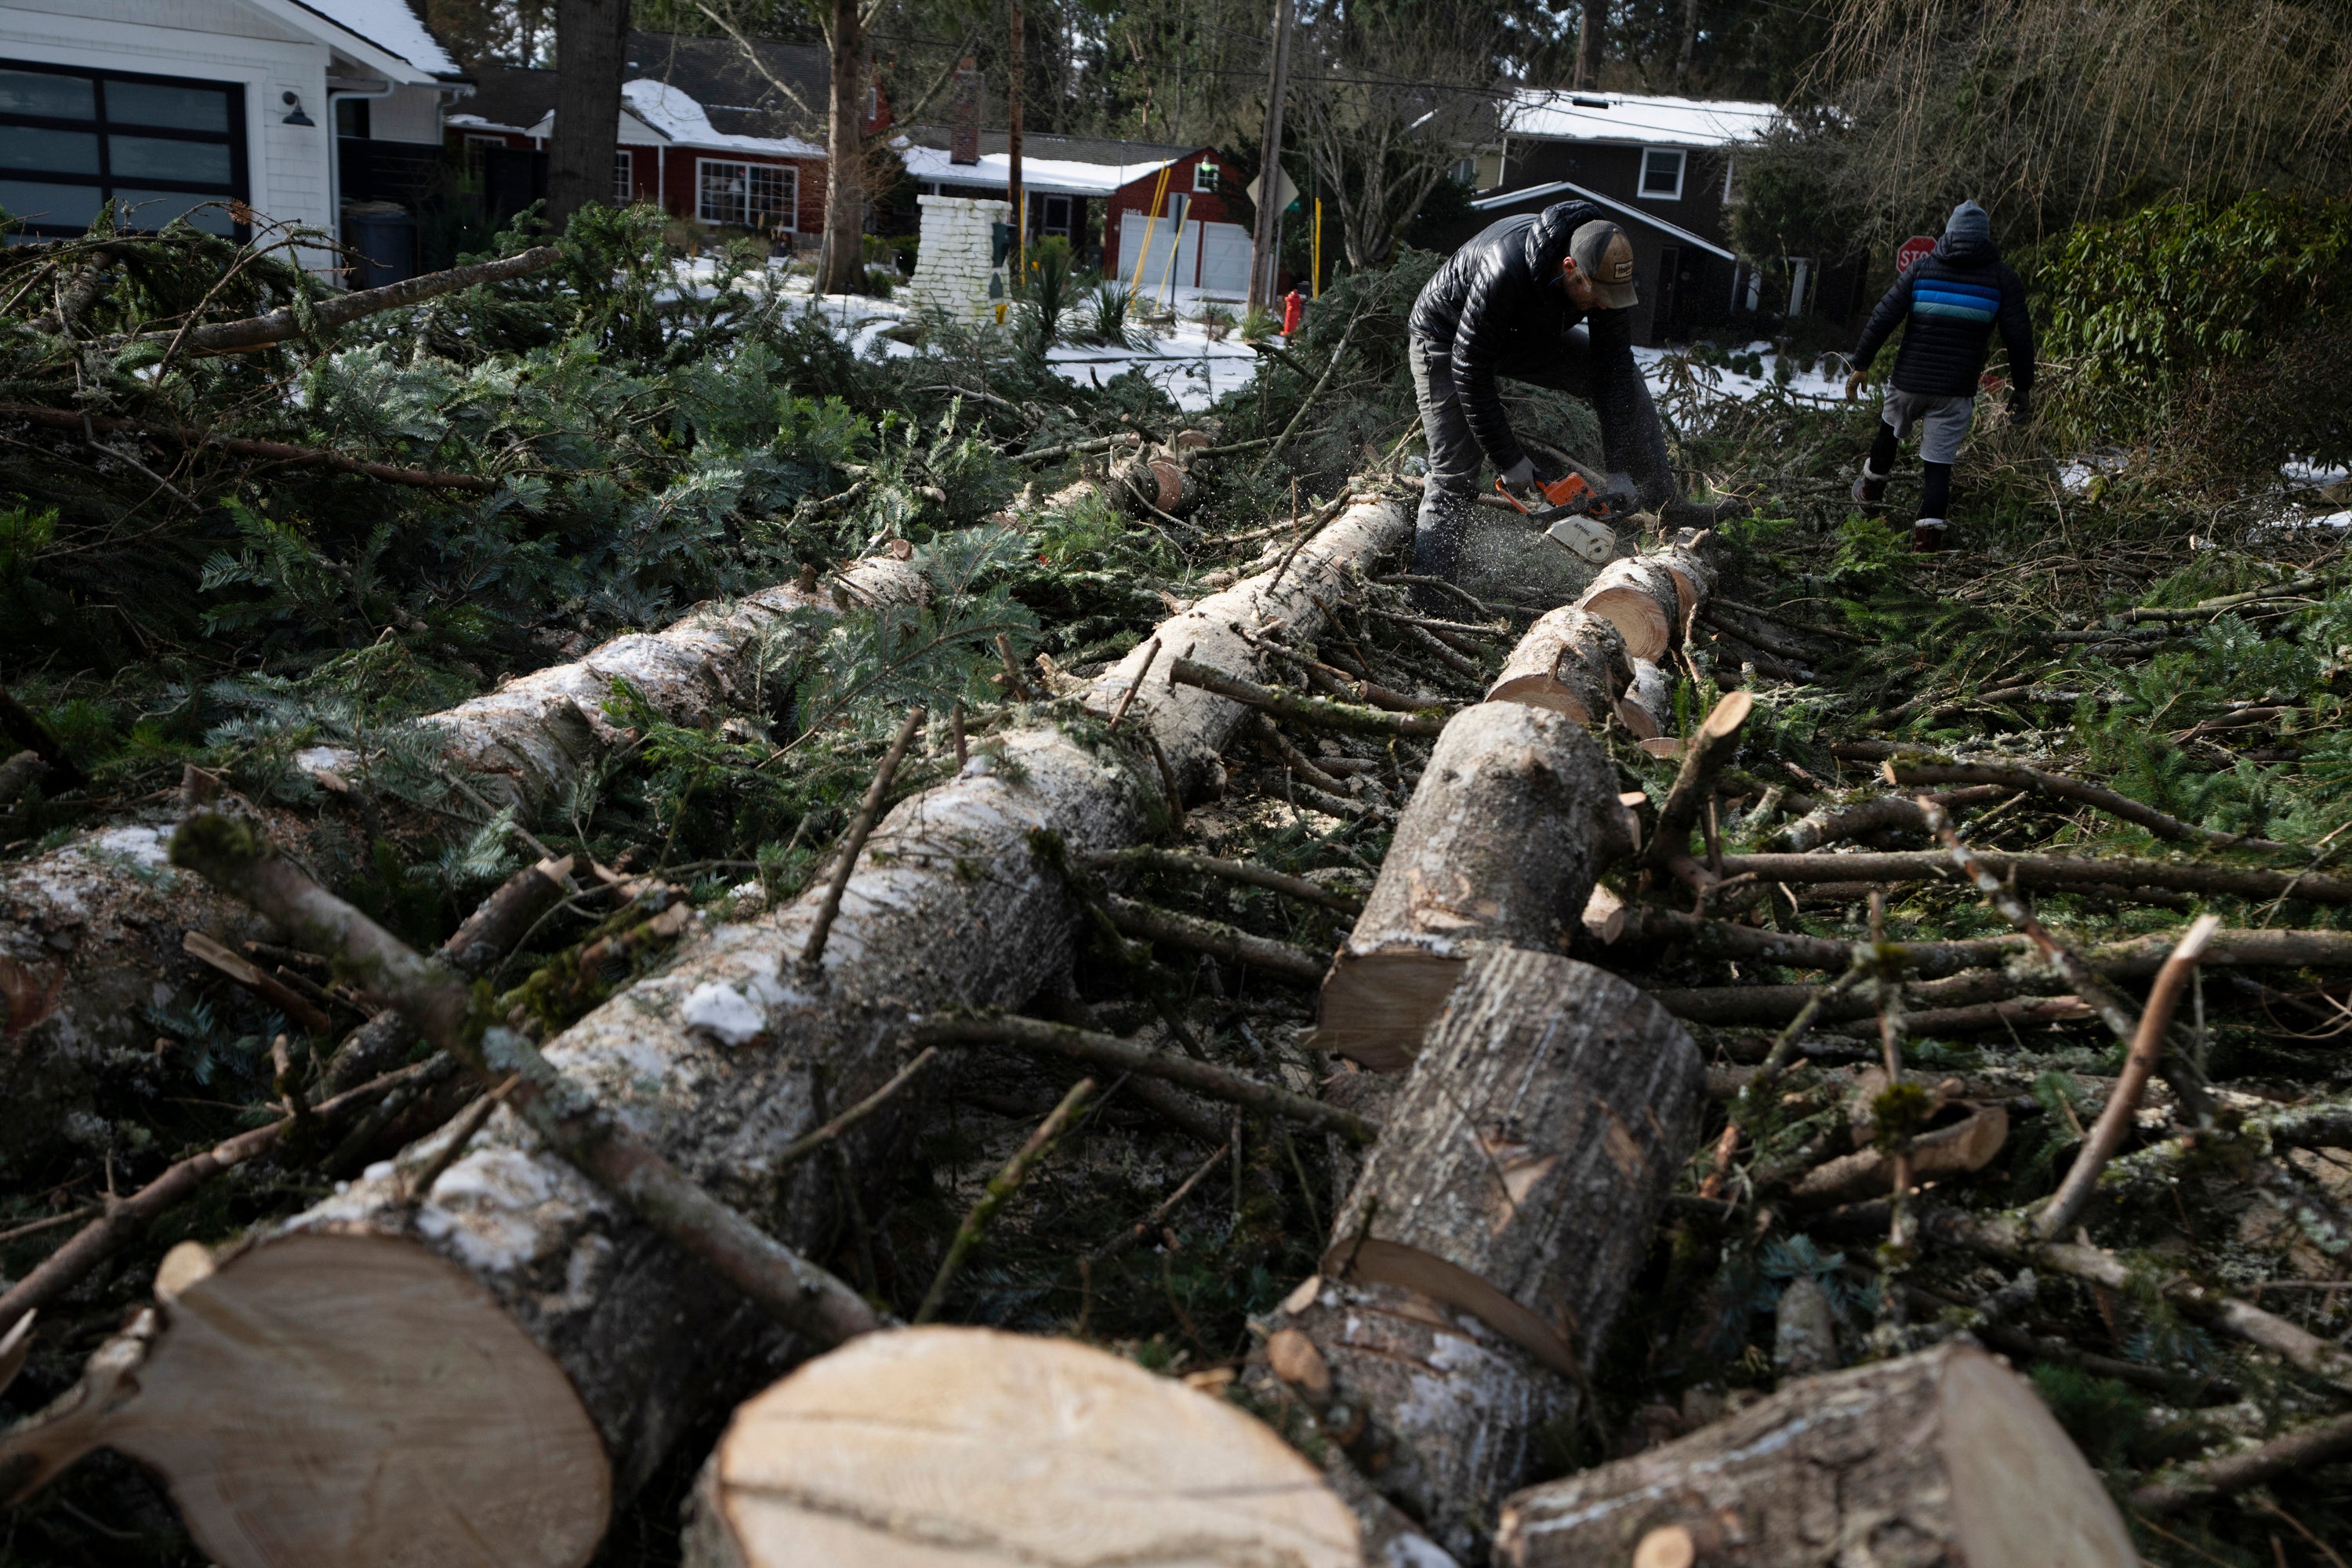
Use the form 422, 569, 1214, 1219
1946, 200, 1992, 242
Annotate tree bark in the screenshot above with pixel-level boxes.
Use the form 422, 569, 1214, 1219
1494, 1340, 2136, 1568
1265, 948, 1702, 1560
1313, 702, 1624, 1070
547, 0, 632, 227
1483, 605, 1630, 725
684, 1327, 1362, 1567
1576, 536, 1712, 663
1574, 0, 1607, 90
2, 817, 274, 1180
815, 0, 867, 295
135, 497, 1409, 1522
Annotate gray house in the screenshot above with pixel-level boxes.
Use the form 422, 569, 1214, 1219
0, 0, 463, 269
1472, 90, 1785, 345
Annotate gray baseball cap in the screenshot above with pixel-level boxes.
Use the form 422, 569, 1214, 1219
1570, 220, 1639, 309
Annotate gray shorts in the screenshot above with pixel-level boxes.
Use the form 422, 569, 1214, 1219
1882, 390, 1976, 466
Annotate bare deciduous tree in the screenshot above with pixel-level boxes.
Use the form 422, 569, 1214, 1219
1287, 9, 1505, 270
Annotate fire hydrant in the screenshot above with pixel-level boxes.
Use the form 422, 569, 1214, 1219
1280, 288, 1305, 336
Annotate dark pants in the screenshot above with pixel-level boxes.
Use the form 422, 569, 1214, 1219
1407, 327, 1674, 580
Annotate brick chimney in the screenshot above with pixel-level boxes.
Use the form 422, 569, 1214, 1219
949, 58, 980, 165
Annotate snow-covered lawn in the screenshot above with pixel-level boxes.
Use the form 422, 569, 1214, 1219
665, 260, 1265, 411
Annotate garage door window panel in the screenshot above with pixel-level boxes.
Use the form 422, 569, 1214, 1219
0, 59, 245, 241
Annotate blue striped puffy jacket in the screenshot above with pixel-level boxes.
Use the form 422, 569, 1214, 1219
1851, 232, 2035, 404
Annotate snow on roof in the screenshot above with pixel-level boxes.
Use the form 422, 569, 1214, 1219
285, 0, 461, 78
897, 142, 1178, 198
446, 111, 534, 136
1504, 90, 1779, 147
618, 78, 822, 156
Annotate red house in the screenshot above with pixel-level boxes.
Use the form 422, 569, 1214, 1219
447, 31, 887, 243
895, 128, 1247, 276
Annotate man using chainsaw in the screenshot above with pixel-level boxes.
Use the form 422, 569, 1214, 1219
1406, 200, 1675, 582
1844, 199, 2036, 552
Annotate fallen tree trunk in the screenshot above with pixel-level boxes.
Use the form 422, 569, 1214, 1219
1312, 702, 1625, 1069
1493, 1339, 2134, 1568
1, 817, 274, 1181
0, 552, 925, 1178
684, 1327, 1361, 1568
10, 494, 1410, 1549
1263, 948, 1701, 1560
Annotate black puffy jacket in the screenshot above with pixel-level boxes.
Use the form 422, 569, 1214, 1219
1408, 201, 1638, 474
1852, 233, 2035, 401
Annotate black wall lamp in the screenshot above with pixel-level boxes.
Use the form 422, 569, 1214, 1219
281, 91, 314, 126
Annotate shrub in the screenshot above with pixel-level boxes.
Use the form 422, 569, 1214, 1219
1197, 302, 1238, 342
2038, 191, 2352, 472
1082, 280, 1150, 349
1017, 235, 1076, 353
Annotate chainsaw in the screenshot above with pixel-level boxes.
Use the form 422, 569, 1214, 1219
1494, 467, 1642, 566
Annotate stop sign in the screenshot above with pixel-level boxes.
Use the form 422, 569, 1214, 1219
1896, 235, 1936, 274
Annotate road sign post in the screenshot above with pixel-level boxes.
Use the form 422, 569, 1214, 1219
1895, 235, 1936, 274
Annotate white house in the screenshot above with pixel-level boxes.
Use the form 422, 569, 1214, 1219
0, 0, 463, 264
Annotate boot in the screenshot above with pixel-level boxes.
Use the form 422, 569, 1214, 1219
1850, 464, 1889, 517
1912, 517, 1948, 553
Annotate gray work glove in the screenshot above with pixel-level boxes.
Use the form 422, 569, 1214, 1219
1498, 456, 1537, 490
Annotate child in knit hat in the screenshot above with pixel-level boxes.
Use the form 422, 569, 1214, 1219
1843, 200, 2038, 552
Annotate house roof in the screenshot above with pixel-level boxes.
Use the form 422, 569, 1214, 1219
898, 125, 1197, 169
1504, 90, 1777, 148
515, 78, 823, 158
260, 0, 463, 81
622, 30, 825, 140
618, 79, 822, 156
448, 63, 554, 135
1469, 177, 1734, 260
898, 145, 1183, 198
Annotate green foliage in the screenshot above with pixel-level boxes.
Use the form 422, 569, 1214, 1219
1729, 126, 1871, 272
1018, 235, 1077, 354
1079, 279, 1151, 350
2039, 192, 2352, 469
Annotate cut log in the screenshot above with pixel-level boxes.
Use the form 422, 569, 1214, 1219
0, 1231, 608, 1568
1484, 605, 1632, 726
1313, 702, 1623, 1070
1265, 948, 1702, 1560
1110, 448, 1200, 517
1493, 1339, 2134, 1568
684, 1327, 1359, 1568
1575, 535, 1712, 662
62, 495, 1410, 1542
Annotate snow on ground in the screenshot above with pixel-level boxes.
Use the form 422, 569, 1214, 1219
1636, 341, 1849, 408
1042, 284, 1262, 410
665, 260, 1260, 410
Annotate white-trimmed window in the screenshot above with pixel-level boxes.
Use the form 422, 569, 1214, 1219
697, 158, 797, 230
613, 149, 633, 201
1639, 147, 1686, 200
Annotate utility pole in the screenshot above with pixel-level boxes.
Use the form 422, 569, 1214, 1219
1246, 0, 1294, 314
1575, 0, 1606, 91
1008, 0, 1025, 278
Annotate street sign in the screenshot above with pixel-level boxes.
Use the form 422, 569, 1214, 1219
1895, 235, 1936, 274
1247, 166, 1300, 216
